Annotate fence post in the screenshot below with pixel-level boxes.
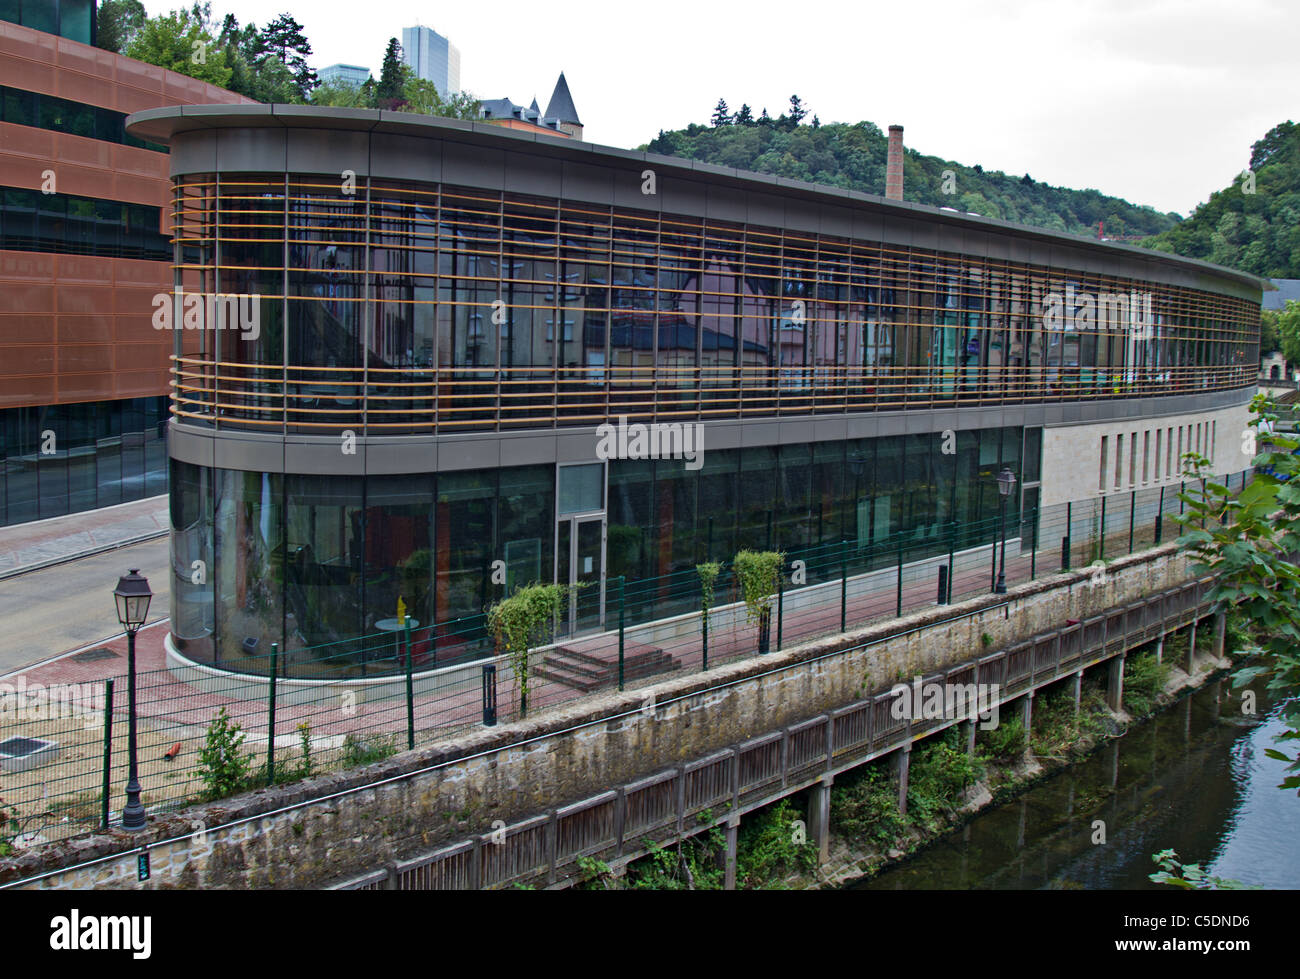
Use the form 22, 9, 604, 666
266, 642, 278, 786
840, 538, 848, 633
777, 573, 784, 652
430, 616, 438, 667
701, 581, 709, 673
482, 664, 497, 726
1029, 508, 1037, 580
1128, 490, 1136, 553
1062, 500, 1072, 571
1155, 485, 1164, 545
896, 541, 904, 618
100, 678, 114, 831
946, 521, 956, 604
617, 575, 626, 691
989, 513, 998, 591
1099, 495, 1107, 562
404, 622, 415, 752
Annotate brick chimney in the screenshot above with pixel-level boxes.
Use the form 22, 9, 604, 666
885, 124, 904, 201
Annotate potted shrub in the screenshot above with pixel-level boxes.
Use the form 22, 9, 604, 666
732, 550, 785, 654
487, 582, 567, 718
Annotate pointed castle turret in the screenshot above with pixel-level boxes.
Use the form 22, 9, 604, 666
544, 72, 582, 140
478, 74, 582, 139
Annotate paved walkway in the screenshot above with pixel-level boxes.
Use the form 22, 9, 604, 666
1, 545, 1046, 839
0, 496, 168, 578
13, 546, 1042, 741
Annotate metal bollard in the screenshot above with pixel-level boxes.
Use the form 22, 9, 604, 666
481, 663, 497, 726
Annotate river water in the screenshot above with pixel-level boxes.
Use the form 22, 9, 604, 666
856, 679, 1300, 889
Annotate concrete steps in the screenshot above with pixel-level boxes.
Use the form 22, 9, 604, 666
534, 641, 679, 692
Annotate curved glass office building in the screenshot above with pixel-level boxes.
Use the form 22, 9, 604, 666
125, 105, 1264, 678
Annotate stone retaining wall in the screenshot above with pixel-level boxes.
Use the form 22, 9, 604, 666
0, 544, 1193, 890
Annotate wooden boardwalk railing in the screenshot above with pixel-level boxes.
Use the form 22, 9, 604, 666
332, 575, 1217, 890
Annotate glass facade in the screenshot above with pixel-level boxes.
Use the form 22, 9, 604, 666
0, 396, 168, 526
0, 85, 169, 152
158, 134, 1260, 679
0, 0, 94, 44
171, 458, 555, 675
0, 186, 170, 261
169, 175, 1259, 436
608, 429, 1025, 621
170, 426, 1031, 677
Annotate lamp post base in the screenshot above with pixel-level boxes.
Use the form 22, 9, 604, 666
122, 777, 146, 831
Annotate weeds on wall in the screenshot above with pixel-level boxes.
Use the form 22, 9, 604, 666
1123, 651, 1172, 719
197, 707, 255, 801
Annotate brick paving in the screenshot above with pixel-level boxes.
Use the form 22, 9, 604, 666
14, 546, 1040, 738
2, 540, 1041, 843
0, 496, 168, 577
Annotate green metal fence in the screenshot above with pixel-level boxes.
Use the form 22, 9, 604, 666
0, 471, 1247, 847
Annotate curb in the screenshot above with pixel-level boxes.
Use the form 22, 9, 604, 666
0, 530, 168, 582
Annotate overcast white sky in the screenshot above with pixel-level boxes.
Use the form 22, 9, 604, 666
146, 0, 1299, 216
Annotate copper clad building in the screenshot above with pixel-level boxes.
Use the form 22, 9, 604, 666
0, 8, 252, 524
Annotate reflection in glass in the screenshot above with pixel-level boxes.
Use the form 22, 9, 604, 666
214, 468, 283, 669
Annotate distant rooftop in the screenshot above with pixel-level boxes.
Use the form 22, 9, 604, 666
544, 72, 581, 125
1264, 279, 1300, 311
481, 72, 581, 138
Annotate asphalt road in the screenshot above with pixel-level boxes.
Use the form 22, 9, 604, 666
0, 537, 170, 676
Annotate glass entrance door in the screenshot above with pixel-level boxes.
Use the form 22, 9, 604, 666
556, 515, 605, 636
555, 463, 606, 638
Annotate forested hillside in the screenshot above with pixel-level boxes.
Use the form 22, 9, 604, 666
1140, 121, 1300, 278
642, 99, 1180, 238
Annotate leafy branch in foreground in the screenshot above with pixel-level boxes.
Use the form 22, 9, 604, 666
1173, 393, 1300, 795
1149, 850, 1256, 890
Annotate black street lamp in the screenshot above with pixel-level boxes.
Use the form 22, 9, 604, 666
113, 568, 153, 831
995, 469, 1017, 595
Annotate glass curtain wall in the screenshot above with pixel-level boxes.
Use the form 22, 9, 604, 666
0, 397, 167, 527
176, 170, 1257, 436
171, 459, 553, 675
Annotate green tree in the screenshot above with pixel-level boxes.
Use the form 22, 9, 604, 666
1260, 308, 1280, 355
376, 37, 406, 109
1143, 119, 1300, 276
787, 94, 806, 127
258, 13, 318, 101
95, 0, 146, 53
1275, 300, 1300, 366
733, 550, 784, 652
126, 3, 232, 89
217, 14, 293, 103
1175, 395, 1300, 794
711, 98, 731, 127
1251, 120, 1297, 171
312, 77, 372, 108
400, 76, 481, 119
735, 103, 753, 125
